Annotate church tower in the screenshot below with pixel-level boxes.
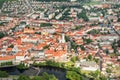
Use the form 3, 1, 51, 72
61, 33, 66, 43
59, 32, 66, 43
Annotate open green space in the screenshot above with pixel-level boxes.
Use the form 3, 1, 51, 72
84, 1, 103, 5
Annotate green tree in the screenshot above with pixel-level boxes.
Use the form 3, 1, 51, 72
8, 44, 14, 48
17, 63, 29, 70
71, 41, 77, 50
32, 76, 41, 80
87, 29, 100, 35
106, 68, 112, 73
88, 54, 92, 61
17, 75, 30, 80
99, 75, 107, 80
71, 56, 79, 62
89, 70, 100, 80
77, 10, 89, 21
118, 18, 120, 22
66, 71, 83, 80
40, 23, 52, 27
0, 61, 13, 66
77, 45, 85, 51
85, 38, 93, 44
65, 35, 70, 42
39, 72, 58, 80
0, 32, 5, 39
105, 49, 109, 54
0, 70, 9, 78
43, 45, 50, 49
75, 26, 83, 30
111, 40, 118, 53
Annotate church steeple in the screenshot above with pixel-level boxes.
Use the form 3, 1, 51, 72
61, 32, 65, 43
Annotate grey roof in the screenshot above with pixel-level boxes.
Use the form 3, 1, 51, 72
80, 61, 97, 67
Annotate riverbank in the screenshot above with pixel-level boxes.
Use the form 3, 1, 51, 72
0, 66, 66, 80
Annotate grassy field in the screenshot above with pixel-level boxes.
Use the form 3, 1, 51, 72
84, 1, 103, 6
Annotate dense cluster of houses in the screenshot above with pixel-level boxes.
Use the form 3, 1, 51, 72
0, 0, 120, 78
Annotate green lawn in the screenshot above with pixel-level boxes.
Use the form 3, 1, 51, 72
84, 1, 103, 6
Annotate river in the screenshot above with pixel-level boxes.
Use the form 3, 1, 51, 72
0, 66, 66, 80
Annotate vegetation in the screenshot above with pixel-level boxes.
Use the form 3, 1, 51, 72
66, 71, 83, 80
32, 72, 58, 80
69, 40, 85, 51
85, 0, 102, 5
71, 41, 77, 50
89, 70, 100, 80
8, 44, 14, 48
87, 29, 100, 35
0, 22, 8, 26
33, 60, 64, 68
118, 18, 120, 22
77, 45, 85, 51
88, 54, 92, 61
105, 49, 109, 54
114, 4, 120, 8
111, 40, 118, 53
43, 45, 50, 49
36, 0, 91, 2
17, 63, 29, 70
17, 75, 30, 80
65, 35, 70, 42
40, 23, 53, 27
0, 70, 9, 78
71, 56, 79, 63
73, 26, 83, 30
106, 68, 112, 73
20, 21, 26, 25
99, 75, 107, 80
36, 0, 69, 2
66, 67, 86, 80
0, 32, 7, 39
77, 10, 89, 21
0, 61, 13, 66
0, 0, 6, 9
83, 38, 93, 44
17, 72, 58, 80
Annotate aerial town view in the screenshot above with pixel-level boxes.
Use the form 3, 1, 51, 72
0, 0, 120, 80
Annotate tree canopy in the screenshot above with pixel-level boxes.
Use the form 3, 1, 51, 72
17, 75, 30, 80
19, 72, 58, 80
0, 70, 9, 78
66, 71, 83, 80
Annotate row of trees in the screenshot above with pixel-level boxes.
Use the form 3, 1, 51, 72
36, 0, 91, 2
36, 0, 69, 2
40, 23, 53, 27
87, 29, 100, 35
33, 60, 65, 68
66, 71, 83, 80
17, 63, 29, 70
0, 32, 7, 39
0, 70, 9, 78
0, 61, 13, 66
17, 72, 57, 80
